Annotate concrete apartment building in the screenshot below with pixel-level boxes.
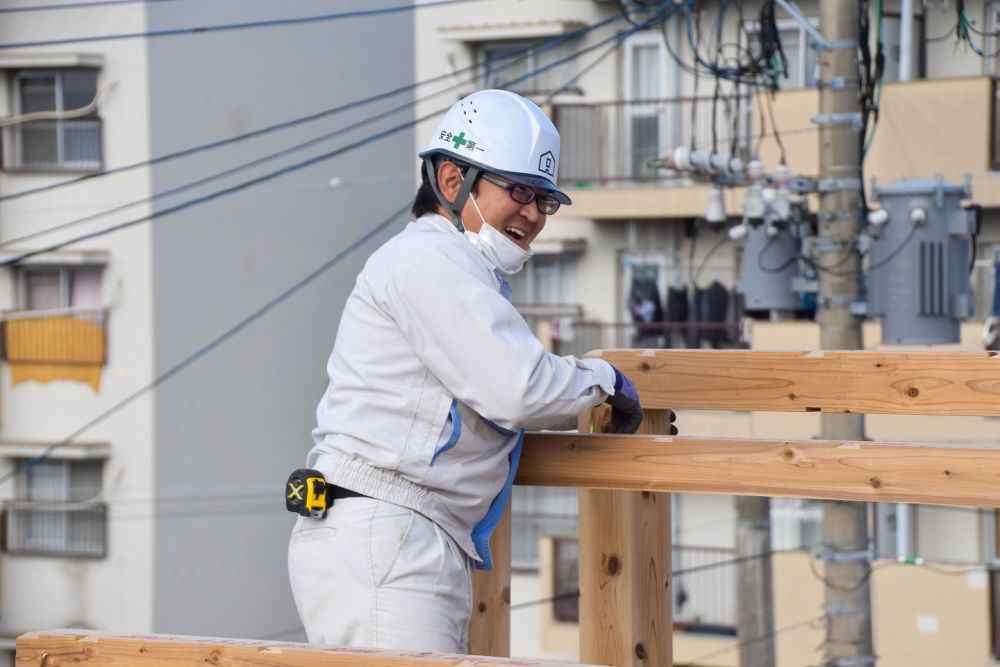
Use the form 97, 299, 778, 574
0, 1, 415, 663
415, 0, 1000, 664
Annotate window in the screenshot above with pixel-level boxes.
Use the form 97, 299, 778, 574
479, 39, 578, 96
9, 69, 101, 171
3, 458, 106, 558
17, 265, 102, 311
623, 32, 669, 179
510, 254, 578, 307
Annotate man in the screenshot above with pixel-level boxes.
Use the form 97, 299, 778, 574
288, 89, 644, 653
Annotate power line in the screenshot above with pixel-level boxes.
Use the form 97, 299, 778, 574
0, 202, 410, 487
0, 2, 677, 481
0, 8, 642, 249
0, 0, 484, 51
0, 6, 635, 204
0, 2, 671, 266
0, 0, 186, 13
680, 615, 825, 666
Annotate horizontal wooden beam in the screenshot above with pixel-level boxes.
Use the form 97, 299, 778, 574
589, 349, 1000, 416
15, 630, 597, 666
518, 432, 1000, 508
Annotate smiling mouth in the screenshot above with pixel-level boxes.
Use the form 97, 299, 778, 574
504, 226, 527, 244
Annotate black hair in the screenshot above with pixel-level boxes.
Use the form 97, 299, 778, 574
410, 163, 440, 219
410, 158, 480, 219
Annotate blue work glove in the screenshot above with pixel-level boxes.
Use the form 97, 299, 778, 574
606, 367, 644, 434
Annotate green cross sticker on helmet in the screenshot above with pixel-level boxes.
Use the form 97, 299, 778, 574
420, 89, 572, 208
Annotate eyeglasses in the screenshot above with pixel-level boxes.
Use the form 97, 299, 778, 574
480, 173, 561, 215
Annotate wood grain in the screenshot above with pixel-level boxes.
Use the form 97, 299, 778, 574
469, 503, 511, 657
15, 630, 595, 666
578, 409, 672, 667
589, 349, 1000, 416
519, 432, 1000, 508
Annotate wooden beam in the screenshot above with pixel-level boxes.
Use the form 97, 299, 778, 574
518, 432, 1000, 508
578, 408, 671, 667
589, 350, 1000, 416
15, 630, 597, 666
469, 501, 511, 657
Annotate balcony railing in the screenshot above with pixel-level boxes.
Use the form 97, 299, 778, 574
673, 545, 737, 633
1, 307, 108, 365
551, 320, 747, 358
2, 501, 107, 558
6, 118, 102, 171
552, 95, 751, 185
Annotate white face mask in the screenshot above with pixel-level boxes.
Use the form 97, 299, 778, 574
463, 190, 533, 276
465, 219, 534, 276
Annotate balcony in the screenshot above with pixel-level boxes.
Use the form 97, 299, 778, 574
1, 307, 108, 390
2, 501, 107, 558
554, 94, 751, 186
551, 77, 1000, 220
548, 320, 747, 358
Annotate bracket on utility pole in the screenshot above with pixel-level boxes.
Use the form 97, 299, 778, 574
773, 0, 856, 50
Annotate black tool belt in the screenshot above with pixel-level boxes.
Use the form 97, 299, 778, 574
327, 486, 368, 501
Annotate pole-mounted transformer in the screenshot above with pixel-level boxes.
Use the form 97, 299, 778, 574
867, 176, 978, 345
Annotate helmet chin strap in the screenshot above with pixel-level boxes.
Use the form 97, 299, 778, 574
424, 157, 480, 234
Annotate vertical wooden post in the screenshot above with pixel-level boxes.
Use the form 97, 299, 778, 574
578, 407, 672, 666
469, 500, 511, 656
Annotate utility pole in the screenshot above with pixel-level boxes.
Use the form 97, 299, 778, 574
736, 496, 775, 667
816, 0, 874, 665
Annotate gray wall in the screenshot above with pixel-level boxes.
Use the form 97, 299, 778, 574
147, 1, 415, 639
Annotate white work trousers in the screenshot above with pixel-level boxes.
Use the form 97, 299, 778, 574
288, 497, 472, 652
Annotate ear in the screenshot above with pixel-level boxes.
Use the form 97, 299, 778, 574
436, 161, 464, 204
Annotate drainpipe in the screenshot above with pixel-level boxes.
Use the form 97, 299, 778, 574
899, 0, 913, 81
668, 16, 682, 149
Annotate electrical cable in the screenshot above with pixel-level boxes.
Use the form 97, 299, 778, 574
757, 229, 799, 273
763, 90, 785, 164
693, 234, 731, 285
0, 202, 411, 487
1, 8, 647, 251
0, 2, 680, 480
0, 0, 486, 51
545, 0, 680, 103
680, 615, 825, 666
0, 3, 660, 263
0, 5, 638, 204
0, 0, 186, 12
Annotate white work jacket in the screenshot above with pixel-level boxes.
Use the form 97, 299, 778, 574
307, 213, 616, 569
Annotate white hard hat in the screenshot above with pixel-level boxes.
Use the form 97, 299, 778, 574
420, 89, 571, 206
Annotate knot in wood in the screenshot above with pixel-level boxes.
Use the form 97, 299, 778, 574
501, 586, 511, 604
634, 642, 647, 660
782, 448, 795, 461
640, 361, 651, 372
870, 477, 882, 489
906, 387, 920, 398
207, 649, 222, 664
605, 554, 621, 575
478, 602, 487, 613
